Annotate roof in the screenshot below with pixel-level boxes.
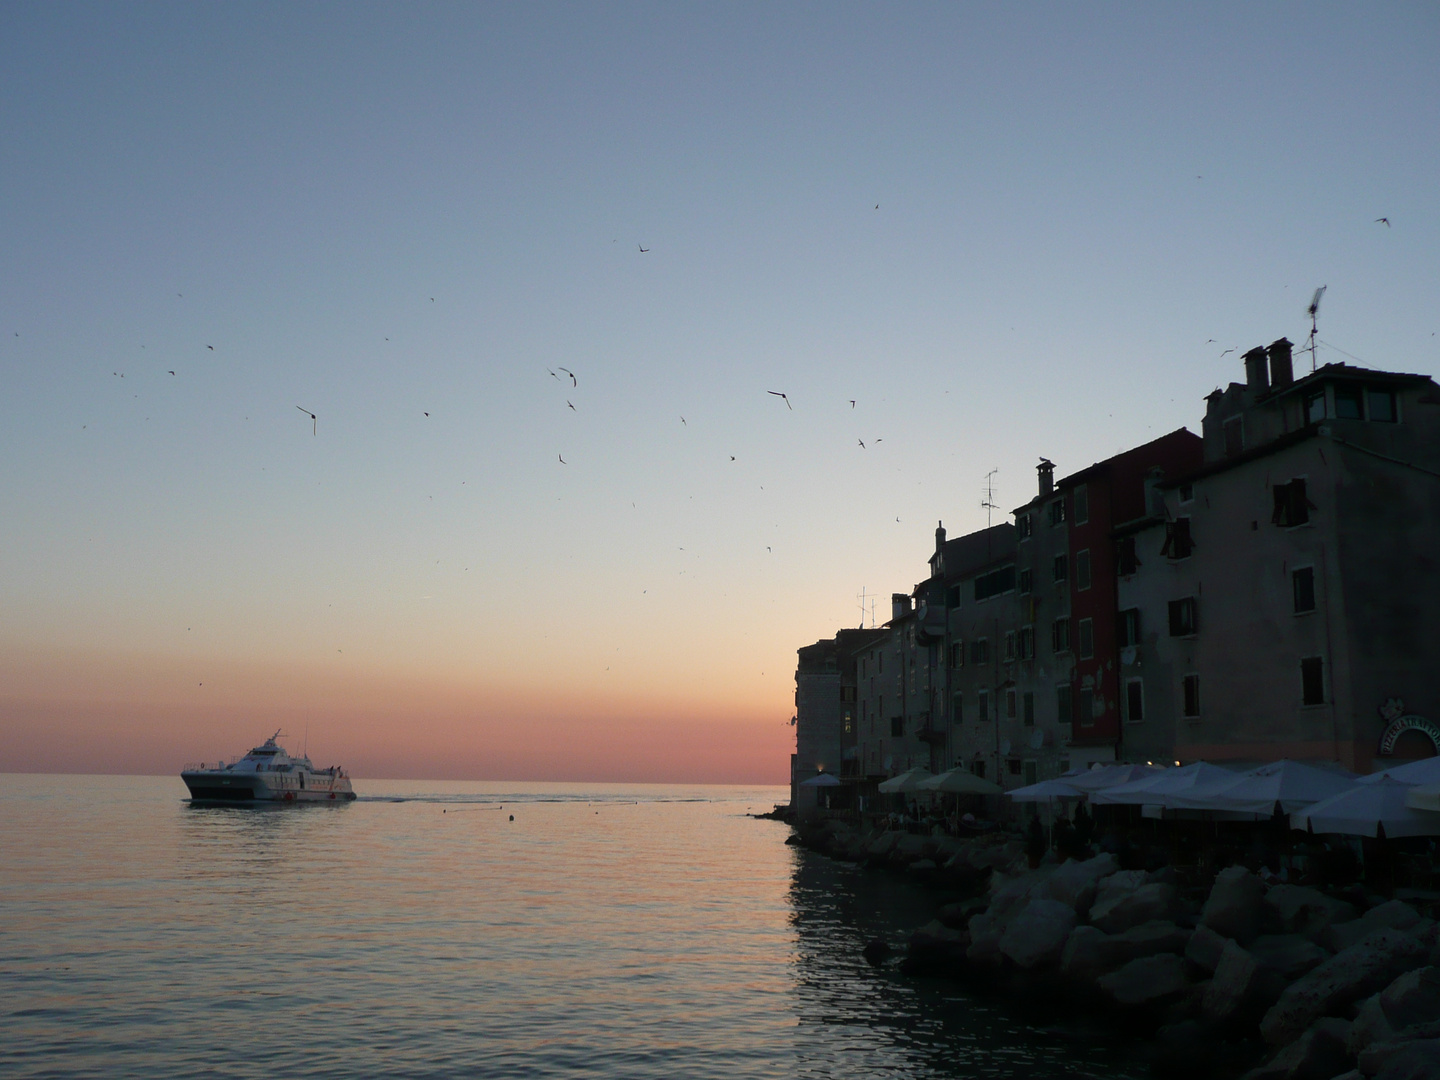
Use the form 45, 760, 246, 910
1266, 362, 1435, 402
931, 523, 1015, 582
1009, 428, 1199, 513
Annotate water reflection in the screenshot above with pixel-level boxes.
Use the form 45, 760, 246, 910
786, 848, 1140, 1079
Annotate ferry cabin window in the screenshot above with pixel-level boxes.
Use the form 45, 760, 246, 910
1369, 388, 1397, 422
1302, 657, 1325, 706
1334, 385, 1363, 419
1293, 567, 1316, 614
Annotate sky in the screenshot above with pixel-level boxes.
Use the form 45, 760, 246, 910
2, 3, 1437, 782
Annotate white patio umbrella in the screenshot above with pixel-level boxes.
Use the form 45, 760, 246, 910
1292, 776, 1440, 838
1088, 762, 1227, 805
1359, 757, 1440, 785
1065, 763, 1165, 794
1174, 759, 1355, 815
877, 767, 934, 794
1405, 786, 1440, 813
915, 769, 1003, 796
798, 772, 844, 788
1006, 778, 1084, 802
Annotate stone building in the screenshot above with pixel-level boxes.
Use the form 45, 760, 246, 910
1116, 341, 1440, 772
792, 628, 888, 813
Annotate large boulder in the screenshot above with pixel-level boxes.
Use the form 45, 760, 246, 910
1091, 881, 1177, 934
1348, 994, 1398, 1057
1061, 920, 1192, 985
1241, 1017, 1351, 1080
902, 919, 970, 975
1321, 900, 1427, 953
1202, 866, 1267, 944
1261, 929, 1429, 1046
998, 897, 1077, 969
1248, 934, 1331, 981
1097, 952, 1192, 1011
1358, 1038, 1440, 1080
1381, 966, 1440, 1029
1187, 924, 1232, 974
1038, 852, 1119, 913
1204, 940, 1286, 1026
1264, 884, 1358, 939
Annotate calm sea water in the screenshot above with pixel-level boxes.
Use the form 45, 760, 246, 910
1, 775, 1139, 1079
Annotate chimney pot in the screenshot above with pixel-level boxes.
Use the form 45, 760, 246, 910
1037, 458, 1055, 497
1268, 337, 1294, 388
891, 593, 911, 622
1244, 347, 1269, 392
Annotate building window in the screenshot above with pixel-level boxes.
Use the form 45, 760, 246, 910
950, 641, 964, 668
1334, 385, 1363, 419
971, 760, 986, 779
890, 715, 904, 737
1078, 687, 1094, 726
1024, 760, 1038, 786
1017, 513, 1033, 539
1273, 479, 1312, 527
1369, 388, 1397, 423
1018, 626, 1035, 660
1224, 416, 1244, 457
1168, 597, 1198, 637
952, 692, 963, 725
1004, 631, 1016, 662
1126, 679, 1144, 723
1306, 391, 1326, 424
974, 565, 1016, 601
1183, 674, 1201, 718
947, 584, 961, 608
1048, 499, 1066, 527
1178, 482, 1194, 504
970, 638, 989, 665
1052, 618, 1070, 653
1076, 549, 1092, 591
1073, 484, 1089, 524
1117, 536, 1139, 576
977, 689, 989, 722
1018, 568, 1033, 595
1077, 618, 1094, 659
1293, 567, 1316, 614
1302, 657, 1325, 706
1023, 691, 1035, 726
1006, 688, 1017, 718
1118, 608, 1141, 648
1160, 518, 1193, 559
1053, 554, 1068, 582
1008, 758, 1023, 776
1056, 684, 1073, 724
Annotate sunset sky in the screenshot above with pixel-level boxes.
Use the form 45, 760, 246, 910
3, 4, 1437, 782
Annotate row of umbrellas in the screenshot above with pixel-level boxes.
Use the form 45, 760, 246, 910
800, 766, 1001, 796
1005, 756, 1440, 839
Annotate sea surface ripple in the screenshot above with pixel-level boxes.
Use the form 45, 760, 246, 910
0, 775, 1138, 1078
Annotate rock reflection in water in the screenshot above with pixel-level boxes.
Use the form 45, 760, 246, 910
786, 848, 1140, 1079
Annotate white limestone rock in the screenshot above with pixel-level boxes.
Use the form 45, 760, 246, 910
1260, 929, 1429, 1047
1202, 866, 1267, 944
1348, 994, 1398, 1058
1204, 940, 1286, 1024
1248, 934, 1331, 981
1358, 1038, 1440, 1080
1381, 966, 1440, 1030
1037, 852, 1119, 914
1091, 881, 1177, 935
1187, 923, 1232, 974
1321, 900, 1426, 953
998, 897, 1077, 969
1241, 1017, 1351, 1080
1264, 884, 1358, 940
1097, 952, 1191, 1010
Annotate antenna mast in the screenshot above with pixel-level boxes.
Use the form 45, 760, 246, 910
981, 468, 999, 529
1305, 286, 1327, 372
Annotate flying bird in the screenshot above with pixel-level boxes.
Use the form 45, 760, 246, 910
850, 400, 856, 408
206, 345, 214, 351
558, 367, 576, 386
730, 455, 735, 461
567, 401, 575, 410
680, 417, 686, 426
874, 204, 879, 210
858, 439, 866, 449
296, 405, 316, 435
1376, 218, 1390, 227
767, 391, 792, 410
424, 412, 429, 417
1220, 348, 1236, 357
638, 244, 650, 253
558, 454, 566, 464
168, 371, 175, 375
548, 369, 560, 380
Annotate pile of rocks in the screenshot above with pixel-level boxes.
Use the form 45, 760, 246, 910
792, 821, 1440, 1078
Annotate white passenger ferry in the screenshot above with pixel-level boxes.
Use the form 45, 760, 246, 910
181, 732, 356, 803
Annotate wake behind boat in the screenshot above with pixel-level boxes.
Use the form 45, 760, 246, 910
182, 731, 356, 803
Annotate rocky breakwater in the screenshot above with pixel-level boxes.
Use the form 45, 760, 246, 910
791, 820, 1440, 1079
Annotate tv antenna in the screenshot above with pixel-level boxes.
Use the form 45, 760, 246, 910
981, 468, 999, 529
1304, 286, 1327, 372
858, 586, 868, 629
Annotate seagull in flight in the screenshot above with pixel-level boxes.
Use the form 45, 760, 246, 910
767, 391, 792, 410
207, 345, 214, 351
558, 367, 576, 386
858, 439, 866, 449
297, 405, 316, 435
680, 417, 686, 426
849, 400, 855, 408
638, 244, 650, 253
1220, 348, 1236, 357
1376, 217, 1391, 227
558, 453, 566, 464
548, 369, 560, 381
567, 401, 575, 411
168, 371, 175, 375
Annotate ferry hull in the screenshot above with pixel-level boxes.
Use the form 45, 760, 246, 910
182, 772, 357, 803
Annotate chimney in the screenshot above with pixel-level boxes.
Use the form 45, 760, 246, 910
1037, 458, 1054, 497
1268, 337, 1293, 388
1243, 347, 1269, 393
891, 593, 911, 622
935, 520, 946, 555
